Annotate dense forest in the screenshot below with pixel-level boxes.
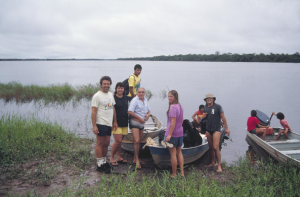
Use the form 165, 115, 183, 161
118, 52, 300, 63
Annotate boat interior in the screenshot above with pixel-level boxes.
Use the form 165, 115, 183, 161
264, 129, 300, 161
152, 133, 207, 148
128, 114, 163, 133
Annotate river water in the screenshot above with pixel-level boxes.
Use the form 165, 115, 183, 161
1, 60, 299, 163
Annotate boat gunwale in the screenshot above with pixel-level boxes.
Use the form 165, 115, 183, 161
246, 131, 300, 164
148, 141, 209, 151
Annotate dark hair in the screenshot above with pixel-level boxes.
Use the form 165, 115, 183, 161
100, 76, 112, 85
134, 64, 142, 70
114, 82, 125, 95
167, 90, 180, 115
251, 110, 257, 117
199, 105, 204, 110
277, 112, 285, 120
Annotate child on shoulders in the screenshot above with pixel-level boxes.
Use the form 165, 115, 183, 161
272, 112, 292, 141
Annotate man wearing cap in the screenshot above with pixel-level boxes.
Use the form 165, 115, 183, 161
202, 93, 230, 173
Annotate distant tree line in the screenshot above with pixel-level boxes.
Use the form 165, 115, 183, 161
117, 52, 300, 63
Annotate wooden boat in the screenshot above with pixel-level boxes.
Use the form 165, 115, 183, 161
148, 127, 227, 168
121, 114, 165, 153
246, 129, 300, 166
246, 109, 300, 166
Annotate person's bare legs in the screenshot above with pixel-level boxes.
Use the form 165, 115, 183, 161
176, 146, 184, 176
283, 129, 289, 139
168, 147, 177, 177
255, 129, 266, 140
96, 135, 108, 158
212, 132, 222, 172
275, 130, 285, 141
132, 128, 141, 168
206, 132, 215, 167
110, 134, 122, 164
139, 129, 145, 163
102, 136, 111, 157
116, 135, 126, 161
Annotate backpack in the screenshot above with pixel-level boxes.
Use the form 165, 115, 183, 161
182, 119, 203, 148
123, 74, 136, 95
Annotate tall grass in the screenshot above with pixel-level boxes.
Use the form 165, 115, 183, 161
0, 81, 159, 104
0, 81, 99, 104
0, 114, 94, 167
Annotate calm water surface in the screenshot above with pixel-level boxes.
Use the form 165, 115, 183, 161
1, 60, 299, 163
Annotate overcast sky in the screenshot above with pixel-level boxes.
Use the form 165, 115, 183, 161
0, 0, 299, 59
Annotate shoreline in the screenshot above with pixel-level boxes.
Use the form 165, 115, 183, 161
2, 135, 300, 196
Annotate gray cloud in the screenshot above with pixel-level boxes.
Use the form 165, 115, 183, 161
0, 0, 299, 59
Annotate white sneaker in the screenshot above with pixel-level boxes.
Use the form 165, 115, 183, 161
161, 141, 174, 148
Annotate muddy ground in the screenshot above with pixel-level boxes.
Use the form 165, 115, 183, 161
1, 143, 232, 197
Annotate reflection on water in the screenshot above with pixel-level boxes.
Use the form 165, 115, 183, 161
0, 99, 92, 138
1, 60, 300, 163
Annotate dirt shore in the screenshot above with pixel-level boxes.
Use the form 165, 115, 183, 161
1, 143, 231, 197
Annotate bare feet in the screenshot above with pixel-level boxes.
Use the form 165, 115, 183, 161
169, 174, 176, 178
205, 163, 215, 167
133, 161, 145, 165
217, 165, 222, 173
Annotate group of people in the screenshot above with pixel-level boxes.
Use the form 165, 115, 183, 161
247, 110, 292, 141
91, 63, 231, 176
91, 64, 147, 174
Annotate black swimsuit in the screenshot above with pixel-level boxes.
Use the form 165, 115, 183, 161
206, 129, 220, 136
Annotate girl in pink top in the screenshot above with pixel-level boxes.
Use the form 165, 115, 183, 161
164, 90, 184, 178
272, 112, 292, 141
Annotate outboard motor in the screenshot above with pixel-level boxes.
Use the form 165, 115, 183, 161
182, 119, 202, 148
255, 110, 270, 126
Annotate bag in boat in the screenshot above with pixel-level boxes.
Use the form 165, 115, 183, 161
182, 119, 202, 148
200, 118, 207, 134
265, 127, 273, 135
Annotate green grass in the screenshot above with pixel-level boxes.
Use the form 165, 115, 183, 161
0, 81, 99, 104
51, 157, 300, 197
0, 114, 94, 184
2, 113, 300, 196
0, 81, 156, 104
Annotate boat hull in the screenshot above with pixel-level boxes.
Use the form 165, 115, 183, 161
148, 143, 209, 168
148, 127, 226, 168
246, 131, 300, 166
121, 131, 161, 153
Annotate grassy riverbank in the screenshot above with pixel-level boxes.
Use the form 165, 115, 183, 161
1, 115, 300, 196
0, 82, 158, 105
55, 158, 300, 197
0, 114, 94, 193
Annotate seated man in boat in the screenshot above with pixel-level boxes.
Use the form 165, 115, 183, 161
247, 110, 269, 140
191, 104, 204, 130
272, 112, 292, 141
